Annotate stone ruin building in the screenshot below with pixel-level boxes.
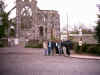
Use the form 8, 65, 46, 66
16, 0, 60, 45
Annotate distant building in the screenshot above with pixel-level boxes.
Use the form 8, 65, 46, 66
69, 34, 97, 44
61, 31, 67, 40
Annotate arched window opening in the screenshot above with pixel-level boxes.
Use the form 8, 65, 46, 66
39, 27, 43, 36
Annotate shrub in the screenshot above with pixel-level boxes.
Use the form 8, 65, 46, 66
25, 40, 43, 48
73, 42, 80, 53
87, 44, 100, 55
81, 43, 88, 52
0, 41, 4, 47
25, 43, 43, 48
73, 42, 100, 55
0, 38, 8, 47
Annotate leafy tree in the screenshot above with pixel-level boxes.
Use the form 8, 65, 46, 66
70, 30, 79, 34
0, 0, 9, 38
0, 0, 16, 38
82, 29, 94, 34
0, 11, 9, 38
95, 15, 100, 43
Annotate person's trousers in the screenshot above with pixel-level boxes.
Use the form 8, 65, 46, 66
48, 47, 51, 55
66, 47, 70, 56
44, 49, 48, 56
63, 47, 66, 56
58, 49, 63, 55
52, 48, 56, 56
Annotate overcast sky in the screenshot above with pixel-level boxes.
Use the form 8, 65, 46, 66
4, 0, 100, 30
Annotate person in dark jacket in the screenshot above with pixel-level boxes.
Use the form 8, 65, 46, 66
48, 40, 52, 56
62, 40, 72, 56
55, 40, 59, 54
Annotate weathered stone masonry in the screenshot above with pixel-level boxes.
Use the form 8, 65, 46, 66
16, 0, 60, 44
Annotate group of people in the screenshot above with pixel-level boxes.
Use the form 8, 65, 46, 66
43, 40, 72, 56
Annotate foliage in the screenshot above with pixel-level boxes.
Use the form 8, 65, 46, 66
25, 40, 43, 48
0, 24, 5, 38
82, 29, 94, 34
70, 28, 94, 34
81, 43, 88, 52
87, 44, 100, 55
0, 38, 8, 47
95, 16, 100, 43
70, 30, 79, 34
0, 40, 4, 47
25, 43, 43, 48
0, 11, 9, 38
73, 42, 80, 53
74, 43, 100, 55
2, 13, 9, 29
95, 14, 100, 43
0, 1, 15, 38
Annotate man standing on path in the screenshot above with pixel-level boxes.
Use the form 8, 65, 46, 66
62, 40, 71, 56
48, 40, 52, 56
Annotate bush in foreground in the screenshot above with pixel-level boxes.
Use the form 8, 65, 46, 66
74, 43, 100, 55
25, 40, 43, 48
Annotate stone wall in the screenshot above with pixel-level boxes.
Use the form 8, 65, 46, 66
16, 0, 60, 46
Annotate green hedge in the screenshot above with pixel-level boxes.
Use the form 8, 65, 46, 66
87, 44, 100, 55
0, 41, 4, 47
0, 38, 8, 47
74, 43, 100, 55
25, 43, 43, 48
25, 40, 43, 48
73, 42, 80, 53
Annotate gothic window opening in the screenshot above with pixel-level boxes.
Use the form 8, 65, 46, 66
21, 16, 32, 29
39, 27, 43, 36
21, 6, 32, 29
37, 13, 44, 25
21, 6, 32, 16
45, 28, 47, 33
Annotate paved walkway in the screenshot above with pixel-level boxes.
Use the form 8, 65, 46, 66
71, 54, 100, 60
0, 47, 100, 60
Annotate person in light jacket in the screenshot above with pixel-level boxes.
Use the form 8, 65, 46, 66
43, 40, 48, 56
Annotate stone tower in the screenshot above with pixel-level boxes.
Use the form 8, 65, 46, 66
16, 0, 60, 45
16, 0, 38, 38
